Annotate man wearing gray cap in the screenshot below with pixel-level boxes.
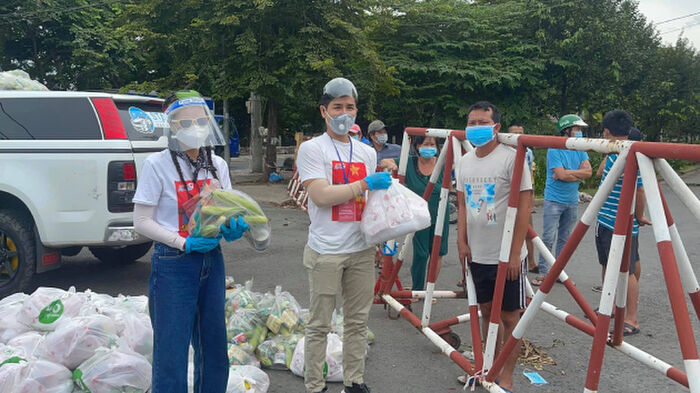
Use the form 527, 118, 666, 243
367, 119, 402, 163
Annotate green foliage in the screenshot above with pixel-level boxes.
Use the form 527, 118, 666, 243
0, 0, 697, 148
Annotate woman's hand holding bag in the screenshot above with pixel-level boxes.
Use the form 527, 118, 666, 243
220, 216, 250, 242
185, 235, 222, 253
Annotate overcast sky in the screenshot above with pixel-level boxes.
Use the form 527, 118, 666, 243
637, 0, 700, 49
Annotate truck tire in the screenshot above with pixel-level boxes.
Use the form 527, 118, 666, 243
0, 209, 36, 298
89, 241, 153, 265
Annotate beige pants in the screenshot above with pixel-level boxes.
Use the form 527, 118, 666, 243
303, 245, 375, 393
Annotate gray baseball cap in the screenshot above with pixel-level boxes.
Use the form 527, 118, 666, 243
368, 120, 386, 134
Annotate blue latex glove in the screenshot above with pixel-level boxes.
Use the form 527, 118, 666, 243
185, 235, 222, 254
364, 172, 392, 190
220, 216, 249, 242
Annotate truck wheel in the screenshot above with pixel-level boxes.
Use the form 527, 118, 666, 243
0, 210, 36, 297
89, 242, 153, 265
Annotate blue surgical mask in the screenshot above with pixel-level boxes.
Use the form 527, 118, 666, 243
418, 147, 437, 158
466, 125, 496, 147
350, 134, 359, 140
326, 112, 355, 136
573, 131, 583, 138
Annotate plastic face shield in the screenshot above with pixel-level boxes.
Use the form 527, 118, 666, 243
165, 97, 225, 152
323, 77, 358, 102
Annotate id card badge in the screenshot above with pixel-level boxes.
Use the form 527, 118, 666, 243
331, 161, 367, 222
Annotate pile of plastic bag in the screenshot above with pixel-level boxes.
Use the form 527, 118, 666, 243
0, 281, 377, 392
0, 287, 151, 393
0, 70, 49, 91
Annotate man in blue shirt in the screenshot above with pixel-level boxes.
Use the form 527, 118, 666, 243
531, 114, 592, 286
368, 120, 401, 163
595, 111, 650, 336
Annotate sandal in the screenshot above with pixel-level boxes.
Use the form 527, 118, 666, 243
528, 266, 539, 274
457, 279, 466, 288
622, 322, 640, 336
530, 274, 545, 287
592, 285, 602, 293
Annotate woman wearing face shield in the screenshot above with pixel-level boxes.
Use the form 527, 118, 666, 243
296, 77, 392, 393
132, 90, 249, 393
379, 136, 450, 293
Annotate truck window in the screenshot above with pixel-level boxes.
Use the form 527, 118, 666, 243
115, 101, 168, 141
0, 97, 101, 140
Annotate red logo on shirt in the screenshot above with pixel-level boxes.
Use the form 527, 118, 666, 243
175, 179, 210, 237
331, 161, 367, 222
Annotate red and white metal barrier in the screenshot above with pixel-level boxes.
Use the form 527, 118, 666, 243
377, 128, 700, 392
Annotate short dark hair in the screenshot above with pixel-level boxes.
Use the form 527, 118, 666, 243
319, 94, 334, 108
628, 127, 642, 141
412, 135, 441, 151
508, 121, 523, 128
602, 110, 633, 136
467, 101, 501, 124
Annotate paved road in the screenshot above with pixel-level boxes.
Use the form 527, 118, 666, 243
27, 179, 700, 393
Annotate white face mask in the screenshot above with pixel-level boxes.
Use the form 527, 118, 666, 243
174, 126, 209, 150
376, 133, 388, 144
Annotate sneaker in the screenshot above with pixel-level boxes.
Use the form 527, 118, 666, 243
342, 383, 371, 393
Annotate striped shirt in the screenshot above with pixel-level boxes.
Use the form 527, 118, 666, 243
597, 154, 643, 235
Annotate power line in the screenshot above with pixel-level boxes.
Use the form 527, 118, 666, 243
655, 11, 700, 26
660, 21, 700, 35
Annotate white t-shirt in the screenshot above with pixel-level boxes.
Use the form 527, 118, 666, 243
457, 143, 532, 265
133, 149, 232, 236
296, 133, 377, 254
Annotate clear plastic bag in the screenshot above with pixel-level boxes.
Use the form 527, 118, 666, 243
0, 70, 49, 91
289, 334, 344, 382
0, 293, 30, 343
225, 280, 259, 320
18, 287, 86, 331
185, 187, 271, 251
14, 359, 73, 393
360, 179, 431, 244
255, 334, 302, 370
256, 286, 302, 336
226, 308, 267, 349
227, 342, 260, 368
119, 312, 153, 362
0, 360, 28, 393
227, 365, 270, 393
6, 332, 44, 359
37, 315, 118, 369
73, 346, 151, 393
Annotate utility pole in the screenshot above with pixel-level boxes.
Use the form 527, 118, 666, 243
222, 99, 231, 164
249, 92, 263, 173
264, 98, 279, 181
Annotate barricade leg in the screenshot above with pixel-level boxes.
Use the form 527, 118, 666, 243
655, 159, 700, 321
486, 146, 630, 384
421, 138, 454, 327
637, 153, 700, 392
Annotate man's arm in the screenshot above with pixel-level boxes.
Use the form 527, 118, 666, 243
302, 178, 368, 207
457, 188, 471, 264
508, 190, 532, 280
635, 186, 652, 226
552, 160, 592, 181
596, 155, 607, 178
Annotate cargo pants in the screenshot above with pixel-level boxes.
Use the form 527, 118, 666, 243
303, 245, 375, 393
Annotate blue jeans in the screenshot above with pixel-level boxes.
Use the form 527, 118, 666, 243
538, 200, 577, 275
149, 242, 229, 393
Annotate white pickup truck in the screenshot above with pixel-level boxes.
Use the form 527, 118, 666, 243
0, 91, 171, 297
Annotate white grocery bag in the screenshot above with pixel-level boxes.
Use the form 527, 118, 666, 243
227, 365, 270, 393
73, 346, 151, 393
0, 293, 30, 343
18, 287, 86, 331
290, 334, 344, 382
14, 359, 73, 393
36, 315, 117, 369
6, 332, 44, 359
361, 179, 431, 244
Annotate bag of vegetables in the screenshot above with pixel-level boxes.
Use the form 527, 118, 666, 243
226, 309, 267, 349
256, 286, 302, 336
186, 188, 271, 251
255, 334, 302, 370
227, 342, 260, 368
225, 280, 259, 320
